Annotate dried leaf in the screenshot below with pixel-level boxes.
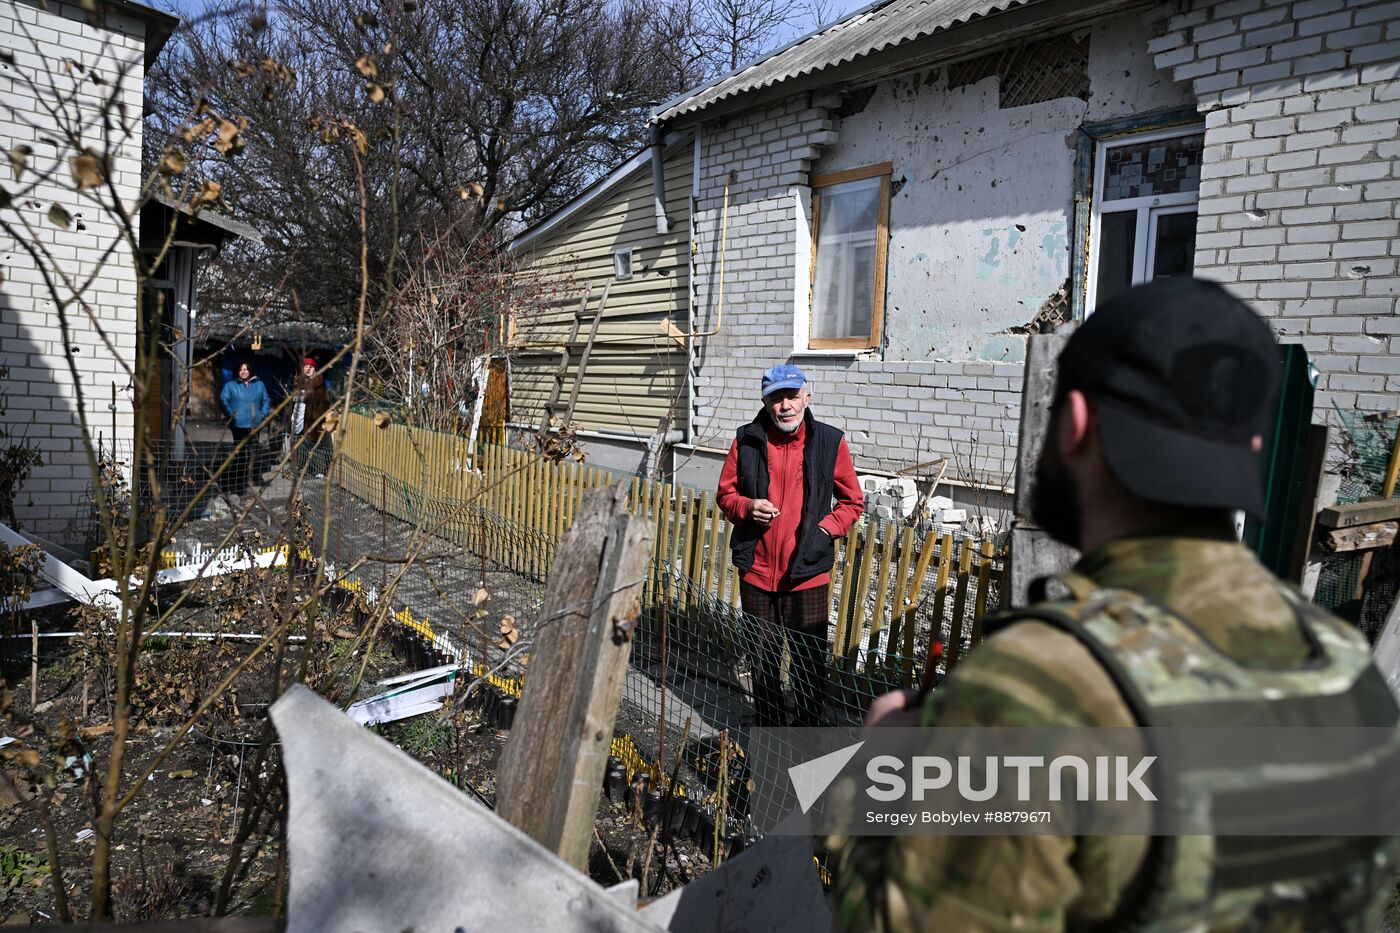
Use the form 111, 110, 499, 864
498, 615, 516, 635
365, 83, 385, 103
167, 769, 196, 780
8, 145, 32, 180
47, 204, 71, 230
372, 411, 390, 428
248, 7, 268, 30
214, 118, 246, 157
517, 653, 529, 667
192, 180, 222, 208
183, 116, 215, 143
473, 587, 488, 607
354, 10, 379, 29
349, 126, 368, 154
69, 150, 104, 190
159, 146, 186, 176
355, 55, 378, 79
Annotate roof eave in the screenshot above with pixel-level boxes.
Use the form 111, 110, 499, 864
100, 0, 180, 66
648, 0, 892, 126
654, 0, 1158, 125
507, 129, 690, 254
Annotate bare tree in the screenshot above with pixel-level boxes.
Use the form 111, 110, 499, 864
144, 0, 696, 326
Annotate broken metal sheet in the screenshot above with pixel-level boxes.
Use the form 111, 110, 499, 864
1, 521, 283, 614
345, 664, 459, 726
271, 684, 667, 933
21, 588, 71, 612
0, 521, 117, 611
639, 811, 830, 933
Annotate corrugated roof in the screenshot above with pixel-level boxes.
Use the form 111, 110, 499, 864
652, 0, 1037, 123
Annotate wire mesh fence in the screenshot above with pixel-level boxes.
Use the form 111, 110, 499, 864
300, 412, 1008, 827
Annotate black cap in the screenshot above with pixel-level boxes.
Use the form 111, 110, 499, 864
1057, 277, 1281, 518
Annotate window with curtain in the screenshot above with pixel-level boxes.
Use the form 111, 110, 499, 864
810, 164, 890, 349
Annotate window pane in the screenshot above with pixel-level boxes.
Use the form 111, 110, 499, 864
1102, 133, 1204, 202
812, 176, 881, 341
1152, 211, 1197, 280
1095, 210, 1137, 307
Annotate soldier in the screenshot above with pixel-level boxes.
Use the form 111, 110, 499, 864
831, 277, 1400, 931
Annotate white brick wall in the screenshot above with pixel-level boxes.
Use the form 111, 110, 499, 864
680, 1, 1400, 498
0, 0, 145, 545
1153, 0, 1400, 420
689, 95, 1024, 486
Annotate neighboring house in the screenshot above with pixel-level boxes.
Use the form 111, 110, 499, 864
1, 0, 179, 546
189, 312, 347, 425
140, 193, 262, 459
512, 0, 1400, 518
507, 132, 694, 450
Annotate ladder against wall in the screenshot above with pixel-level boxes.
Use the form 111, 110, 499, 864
536, 282, 611, 445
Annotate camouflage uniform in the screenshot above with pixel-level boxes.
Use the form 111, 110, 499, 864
830, 535, 1400, 932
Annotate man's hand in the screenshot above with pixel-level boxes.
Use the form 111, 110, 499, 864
864, 689, 922, 729
750, 498, 780, 526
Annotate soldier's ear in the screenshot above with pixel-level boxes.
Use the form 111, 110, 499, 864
1063, 389, 1094, 454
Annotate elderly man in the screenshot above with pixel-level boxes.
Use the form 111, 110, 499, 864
717, 364, 864, 727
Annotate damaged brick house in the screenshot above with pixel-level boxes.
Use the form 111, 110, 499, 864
510, 0, 1400, 518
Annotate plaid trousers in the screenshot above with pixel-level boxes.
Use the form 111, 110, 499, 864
739, 582, 832, 727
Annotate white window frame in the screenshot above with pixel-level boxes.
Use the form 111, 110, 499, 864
807, 162, 891, 351
1086, 126, 1203, 314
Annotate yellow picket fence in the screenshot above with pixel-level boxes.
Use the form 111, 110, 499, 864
335, 410, 1007, 685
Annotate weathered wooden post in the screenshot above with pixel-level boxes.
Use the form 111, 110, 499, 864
1007, 326, 1080, 609
496, 481, 654, 870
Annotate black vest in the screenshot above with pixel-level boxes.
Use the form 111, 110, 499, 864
729, 410, 844, 583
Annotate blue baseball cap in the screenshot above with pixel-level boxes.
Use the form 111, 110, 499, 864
761, 364, 806, 398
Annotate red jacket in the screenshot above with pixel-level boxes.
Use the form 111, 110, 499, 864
717, 418, 864, 593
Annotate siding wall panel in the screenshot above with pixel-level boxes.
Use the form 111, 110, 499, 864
513, 137, 693, 436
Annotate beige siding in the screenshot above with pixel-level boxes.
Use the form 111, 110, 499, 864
512, 138, 692, 435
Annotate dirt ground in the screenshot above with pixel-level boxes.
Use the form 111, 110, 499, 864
0, 583, 726, 925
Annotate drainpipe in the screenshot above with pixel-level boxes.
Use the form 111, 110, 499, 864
650, 122, 671, 235
685, 126, 701, 448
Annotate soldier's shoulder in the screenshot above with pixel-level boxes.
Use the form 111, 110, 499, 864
930, 615, 1136, 728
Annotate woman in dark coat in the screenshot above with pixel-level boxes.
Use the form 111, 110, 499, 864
291, 357, 332, 471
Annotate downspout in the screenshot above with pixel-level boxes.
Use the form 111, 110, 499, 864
685, 126, 701, 447
650, 122, 672, 235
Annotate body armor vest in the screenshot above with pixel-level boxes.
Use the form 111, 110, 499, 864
1000, 574, 1400, 932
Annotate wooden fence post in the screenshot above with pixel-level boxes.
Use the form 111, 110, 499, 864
495, 482, 655, 871
1008, 327, 1080, 608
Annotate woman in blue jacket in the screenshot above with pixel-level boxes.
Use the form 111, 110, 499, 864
220, 361, 271, 493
